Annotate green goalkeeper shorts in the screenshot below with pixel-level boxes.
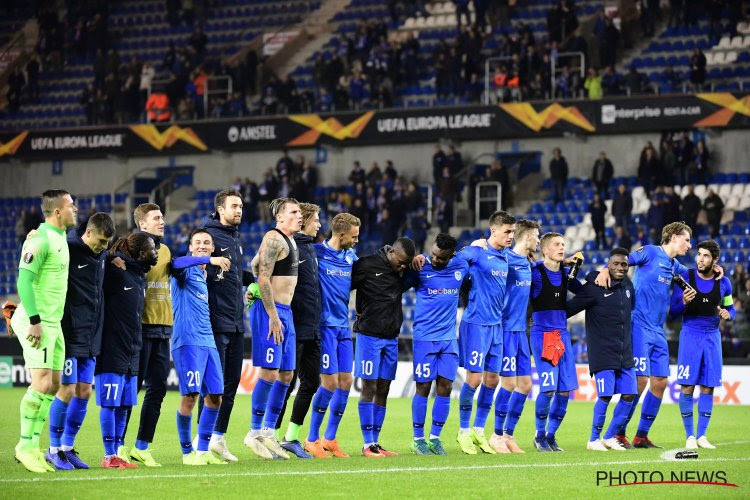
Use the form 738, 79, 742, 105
11, 305, 65, 371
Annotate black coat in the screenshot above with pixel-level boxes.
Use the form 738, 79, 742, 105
566, 271, 635, 375
290, 233, 321, 340
61, 226, 107, 358
203, 217, 253, 334
351, 246, 410, 339
612, 191, 633, 217
96, 254, 147, 376
549, 156, 569, 181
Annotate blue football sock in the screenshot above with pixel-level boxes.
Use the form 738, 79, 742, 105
504, 391, 527, 436
372, 404, 386, 443
620, 392, 640, 435
358, 401, 374, 446
697, 393, 713, 438
412, 394, 428, 439
636, 391, 662, 438
176, 411, 193, 454
430, 395, 450, 438
48, 397, 69, 449
324, 389, 350, 441
679, 393, 695, 438
251, 379, 273, 431
590, 398, 609, 441
62, 396, 88, 448
473, 384, 495, 430
494, 388, 511, 436
198, 407, 219, 452
458, 383, 477, 430
135, 439, 149, 451
604, 398, 634, 439
308, 387, 333, 442
114, 407, 128, 449
263, 380, 290, 430
545, 392, 570, 438
100, 407, 116, 456
535, 392, 553, 436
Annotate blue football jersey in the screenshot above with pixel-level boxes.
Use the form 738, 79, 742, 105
171, 265, 215, 350
316, 240, 358, 328
503, 249, 532, 331
408, 256, 469, 341
630, 245, 687, 331
457, 245, 508, 326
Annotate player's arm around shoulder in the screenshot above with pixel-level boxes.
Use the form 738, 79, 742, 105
566, 280, 594, 317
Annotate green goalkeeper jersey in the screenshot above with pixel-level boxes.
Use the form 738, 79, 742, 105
18, 222, 70, 323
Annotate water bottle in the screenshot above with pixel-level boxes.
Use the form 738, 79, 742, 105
568, 251, 584, 281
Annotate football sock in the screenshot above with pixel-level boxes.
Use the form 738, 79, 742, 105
284, 422, 301, 443
135, 439, 149, 451
430, 395, 450, 438
679, 393, 695, 438
636, 391, 661, 438
114, 407, 128, 449
324, 388, 350, 441
473, 384, 495, 431
262, 381, 290, 430
535, 391, 553, 436
590, 398, 609, 441
198, 407, 219, 452
18, 388, 44, 450
48, 397, 69, 451
31, 394, 54, 449
697, 393, 713, 438
307, 387, 333, 442
61, 396, 88, 449
176, 411, 192, 455
100, 407, 117, 456
494, 388, 512, 436
545, 392, 570, 438
504, 391, 527, 436
250, 378, 273, 431
458, 383, 476, 430
372, 404, 386, 443
604, 398, 634, 440
358, 401, 374, 446
620, 392, 640, 435
412, 394, 428, 439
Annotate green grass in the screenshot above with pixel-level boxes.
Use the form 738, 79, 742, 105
1, 388, 748, 498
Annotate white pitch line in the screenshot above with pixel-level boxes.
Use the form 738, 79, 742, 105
714, 440, 750, 446
3, 456, 750, 484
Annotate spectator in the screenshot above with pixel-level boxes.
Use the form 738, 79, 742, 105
612, 183, 633, 229
600, 65, 622, 96
658, 139, 676, 187
641, 0, 660, 36
377, 207, 399, 246
403, 181, 424, 214
635, 226, 650, 246
689, 47, 706, 91
694, 139, 710, 185
446, 145, 463, 176
591, 150, 614, 199
241, 178, 260, 223
638, 144, 659, 197
600, 16, 620, 68
675, 131, 694, 185
625, 65, 647, 94
732, 264, 748, 299
347, 160, 365, 187
703, 188, 724, 237
257, 168, 278, 222
663, 185, 681, 224
681, 184, 702, 230
432, 144, 447, 185
23, 206, 44, 235
646, 194, 666, 243
301, 160, 318, 202
25, 53, 41, 100
583, 67, 602, 99
384, 160, 398, 183
276, 149, 295, 180
366, 161, 383, 187
81, 82, 97, 125
549, 147, 569, 203
7, 66, 25, 112
488, 159, 511, 209
145, 91, 171, 122
589, 192, 607, 250
613, 225, 633, 251
407, 208, 429, 253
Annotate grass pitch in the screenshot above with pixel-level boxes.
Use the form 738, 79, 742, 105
0, 388, 748, 498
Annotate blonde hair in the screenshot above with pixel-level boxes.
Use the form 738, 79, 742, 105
661, 222, 692, 245
331, 212, 361, 233
133, 203, 160, 228
298, 202, 321, 227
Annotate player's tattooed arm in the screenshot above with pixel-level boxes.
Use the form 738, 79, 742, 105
257, 232, 284, 344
